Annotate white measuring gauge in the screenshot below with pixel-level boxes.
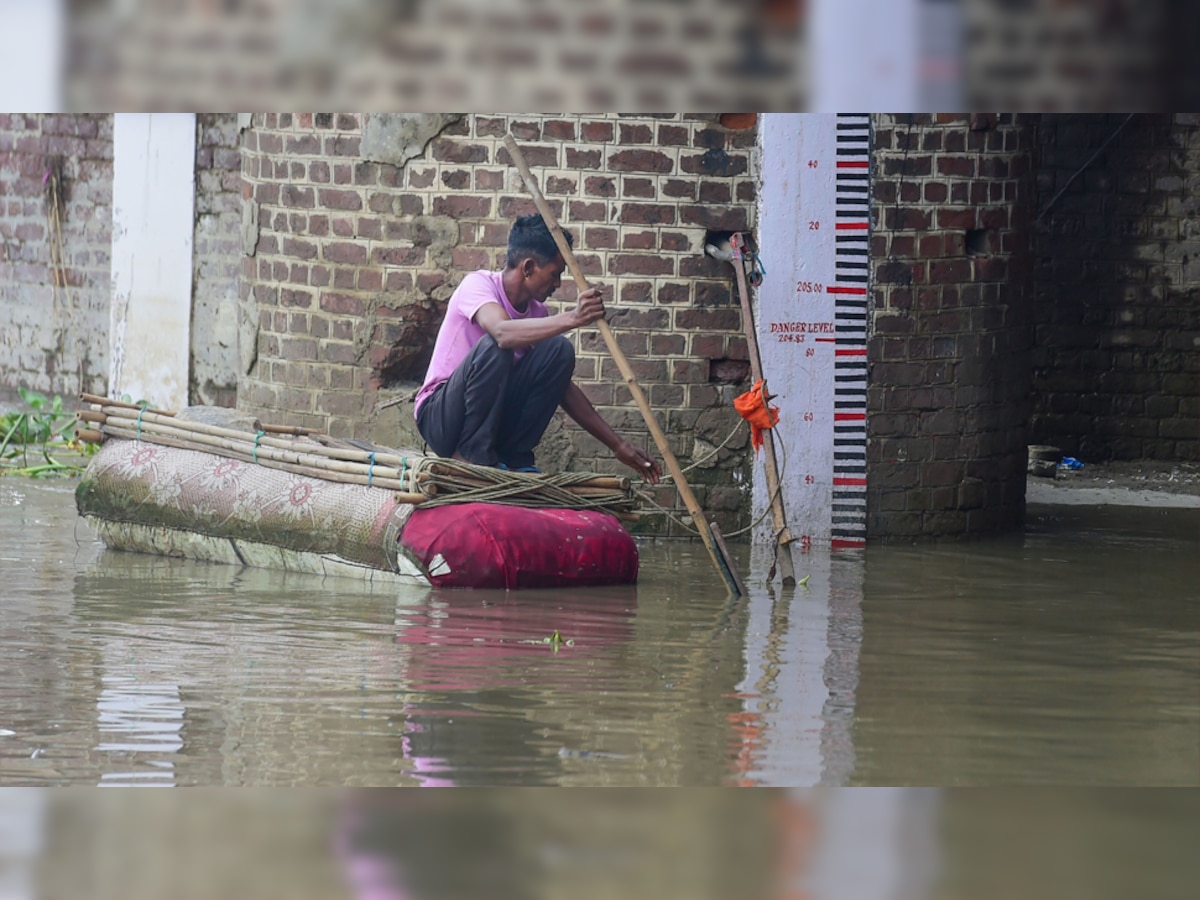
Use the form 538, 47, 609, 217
756, 114, 869, 549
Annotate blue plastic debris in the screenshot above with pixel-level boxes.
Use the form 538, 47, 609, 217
1058, 457, 1084, 469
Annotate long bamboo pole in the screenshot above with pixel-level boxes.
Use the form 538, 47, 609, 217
503, 133, 745, 596
729, 233, 797, 587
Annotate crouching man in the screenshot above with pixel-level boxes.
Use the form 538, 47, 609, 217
414, 214, 662, 483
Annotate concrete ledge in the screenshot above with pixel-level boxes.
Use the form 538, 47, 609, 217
1027, 480, 1200, 508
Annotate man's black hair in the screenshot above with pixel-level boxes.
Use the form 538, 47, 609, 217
505, 214, 573, 269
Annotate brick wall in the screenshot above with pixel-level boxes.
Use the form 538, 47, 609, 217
0, 114, 113, 400
1031, 113, 1200, 462
868, 114, 1037, 539
238, 113, 758, 534
191, 114, 244, 408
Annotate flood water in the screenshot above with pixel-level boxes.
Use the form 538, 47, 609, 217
1, 480, 1196, 787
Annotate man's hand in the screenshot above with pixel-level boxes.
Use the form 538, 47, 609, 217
571, 286, 606, 328
615, 440, 662, 485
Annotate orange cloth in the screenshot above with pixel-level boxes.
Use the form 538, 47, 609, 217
733, 379, 780, 453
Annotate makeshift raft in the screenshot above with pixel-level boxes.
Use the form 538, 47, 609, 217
74, 396, 641, 589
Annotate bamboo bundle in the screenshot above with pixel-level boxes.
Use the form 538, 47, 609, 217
77, 396, 642, 516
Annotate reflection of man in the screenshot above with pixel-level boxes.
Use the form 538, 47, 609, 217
414, 214, 661, 482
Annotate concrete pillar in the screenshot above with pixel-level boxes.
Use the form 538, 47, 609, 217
110, 113, 196, 411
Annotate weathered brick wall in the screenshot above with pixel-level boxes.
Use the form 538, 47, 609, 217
0, 114, 113, 401
868, 114, 1037, 539
1031, 113, 1200, 462
238, 113, 758, 534
191, 114, 244, 408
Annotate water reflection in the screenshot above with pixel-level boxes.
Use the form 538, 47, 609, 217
0, 481, 1196, 786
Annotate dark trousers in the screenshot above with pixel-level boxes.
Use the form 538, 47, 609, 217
416, 335, 575, 469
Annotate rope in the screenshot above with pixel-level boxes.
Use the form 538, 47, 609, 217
367, 452, 377, 487
136, 406, 145, 440
253, 430, 264, 463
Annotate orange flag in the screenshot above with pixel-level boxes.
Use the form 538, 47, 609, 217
733, 379, 780, 453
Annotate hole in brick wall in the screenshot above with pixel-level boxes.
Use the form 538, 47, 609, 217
702, 229, 757, 261
965, 228, 990, 256
709, 358, 750, 384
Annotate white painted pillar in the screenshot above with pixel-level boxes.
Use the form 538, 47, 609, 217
0, 0, 63, 111
110, 114, 196, 411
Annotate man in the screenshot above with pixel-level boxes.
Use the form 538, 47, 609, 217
415, 214, 662, 483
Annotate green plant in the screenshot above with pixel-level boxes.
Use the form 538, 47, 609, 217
0, 387, 94, 477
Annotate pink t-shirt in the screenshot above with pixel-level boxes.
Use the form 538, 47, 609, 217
414, 270, 548, 415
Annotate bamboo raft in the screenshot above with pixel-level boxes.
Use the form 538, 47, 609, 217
76, 394, 640, 517
74, 395, 644, 587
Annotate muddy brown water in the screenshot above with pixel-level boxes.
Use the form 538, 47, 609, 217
1, 480, 1196, 787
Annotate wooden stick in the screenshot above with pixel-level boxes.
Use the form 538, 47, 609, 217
76, 428, 104, 444
80, 393, 175, 417
729, 232, 797, 586
503, 133, 745, 596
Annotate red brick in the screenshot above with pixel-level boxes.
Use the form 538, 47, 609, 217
475, 117, 507, 137
336, 114, 360, 131
608, 149, 673, 173
564, 147, 603, 169
510, 120, 540, 140
618, 203, 674, 225
937, 208, 976, 229
660, 232, 691, 252
452, 247, 493, 269
357, 269, 383, 291
309, 160, 330, 183
585, 227, 618, 249
324, 241, 367, 265
333, 268, 355, 289
281, 288, 314, 308
430, 139, 489, 164
657, 124, 690, 146
676, 308, 740, 330
475, 169, 505, 190
610, 254, 674, 276
937, 156, 975, 177
698, 181, 731, 203
282, 237, 318, 260
408, 167, 435, 188
618, 281, 653, 304
543, 120, 577, 141
326, 136, 361, 157
929, 259, 972, 284
585, 176, 617, 197
923, 181, 948, 203
356, 217, 381, 240
568, 200, 607, 222
318, 189, 363, 211
497, 145, 558, 168
678, 150, 747, 177
333, 164, 352, 185
546, 175, 577, 194
622, 177, 655, 198
618, 123, 653, 144
372, 246, 427, 266
441, 169, 470, 189
280, 185, 314, 208
581, 121, 614, 142
622, 230, 656, 250
661, 178, 695, 199
434, 195, 492, 218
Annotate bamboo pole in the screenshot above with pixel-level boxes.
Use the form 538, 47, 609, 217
101, 412, 429, 492
503, 133, 745, 596
729, 232, 797, 587
99, 424, 427, 501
